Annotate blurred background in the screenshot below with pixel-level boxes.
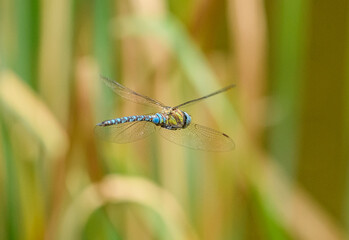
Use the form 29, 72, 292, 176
1, 0, 348, 239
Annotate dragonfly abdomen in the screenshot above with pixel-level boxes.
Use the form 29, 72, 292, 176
97, 114, 160, 127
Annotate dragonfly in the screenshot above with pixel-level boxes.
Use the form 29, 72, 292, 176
95, 76, 235, 151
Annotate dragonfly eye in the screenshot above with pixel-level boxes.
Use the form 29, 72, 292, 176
183, 112, 191, 128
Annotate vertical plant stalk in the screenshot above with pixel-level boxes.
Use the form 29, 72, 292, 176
227, 0, 267, 144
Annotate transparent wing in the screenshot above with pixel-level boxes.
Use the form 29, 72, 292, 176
94, 121, 157, 143
101, 76, 167, 109
173, 84, 235, 109
159, 123, 234, 151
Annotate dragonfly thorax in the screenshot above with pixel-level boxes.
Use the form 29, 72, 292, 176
158, 109, 191, 130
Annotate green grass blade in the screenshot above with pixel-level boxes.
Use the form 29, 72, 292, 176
267, 0, 308, 176
0, 113, 21, 240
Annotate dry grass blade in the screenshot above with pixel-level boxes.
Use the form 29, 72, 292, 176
227, 0, 267, 142
0, 71, 69, 161
253, 159, 348, 240
60, 175, 198, 240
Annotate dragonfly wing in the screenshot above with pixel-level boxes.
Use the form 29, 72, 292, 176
173, 84, 235, 109
158, 123, 234, 151
95, 121, 157, 143
101, 76, 167, 109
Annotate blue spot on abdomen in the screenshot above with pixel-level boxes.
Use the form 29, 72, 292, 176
152, 117, 160, 124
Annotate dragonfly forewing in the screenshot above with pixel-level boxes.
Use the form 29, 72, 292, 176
158, 123, 234, 151
173, 84, 235, 109
100, 76, 167, 109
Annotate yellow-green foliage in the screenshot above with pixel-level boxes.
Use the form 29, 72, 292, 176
1, 0, 349, 239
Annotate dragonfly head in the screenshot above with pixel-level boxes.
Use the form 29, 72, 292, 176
183, 111, 191, 128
